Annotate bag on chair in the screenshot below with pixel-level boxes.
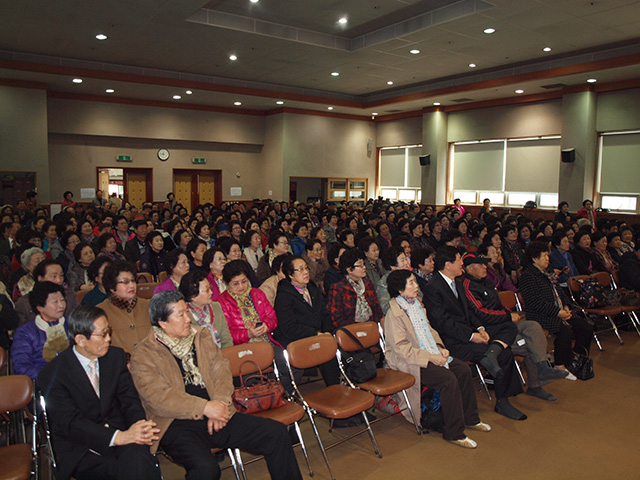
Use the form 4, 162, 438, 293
232, 360, 286, 413
337, 327, 378, 384
577, 278, 607, 308
566, 346, 594, 381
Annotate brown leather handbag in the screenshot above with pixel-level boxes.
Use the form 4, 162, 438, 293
232, 360, 286, 413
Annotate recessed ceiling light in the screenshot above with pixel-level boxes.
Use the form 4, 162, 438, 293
72, 78, 83, 84
410, 49, 420, 55
433, 102, 441, 106
234, 101, 242, 106
173, 95, 181, 100
338, 17, 348, 24
105, 88, 114, 93
250, 0, 259, 3
483, 28, 495, 34
229, 54, 237, 61
327, 107, 334, 110
276, 100, 284, 105
372, 112, 378, 116
543, 47, 552, 52
185, 90, 193, 95
587, 78, 597, 83
387, 81, 394, 85
515, 89, 524, 94
469, 63, 476, 68
95, 34, 107, 40
331, 72, 340, 77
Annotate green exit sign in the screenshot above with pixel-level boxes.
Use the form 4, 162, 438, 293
192, 157, 206, 164
116, 155, 132, 162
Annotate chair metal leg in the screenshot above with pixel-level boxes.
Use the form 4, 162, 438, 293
306, 409, 335, 480
234, 449, 246, 480
360, 411, 382, 458
593, 331, 603, 351
607, 316, 624, 344
474, 365, 492, 400
400, 389, 421, 435
514, 359, 526, 386
628, 311, 640, 336
294, 421, 314, 477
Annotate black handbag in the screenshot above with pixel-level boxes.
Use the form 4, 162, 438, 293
566, 346, 594, 381
337, 327, 378, 384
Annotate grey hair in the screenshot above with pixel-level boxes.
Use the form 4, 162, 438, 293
149, 290, 185, 326
21, 247, 45, 268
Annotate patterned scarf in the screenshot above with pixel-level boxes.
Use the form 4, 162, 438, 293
187, 303, 222, 347
109, 293, 138, 313
395, 296, 449, 369
229, 288, 267, 343
347, 276, 372, 322
153, 326, 206, 388
35, 315, 69, 362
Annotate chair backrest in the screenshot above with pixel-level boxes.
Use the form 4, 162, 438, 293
221, 342, 274, 377
137, 282, 159, 299
137, 272, 154, 284
568, 275, 591, 294
287, 334, 337, 370
0, 375, 33, 412
0, 347, 5, 372
498, 290, 518, 311
516, 292, 525, 309
76, 289, 89, 303
591, 271, 613, 289
334, 322, 380, 351
611, 270, 621, 289
158, 271, 169, 283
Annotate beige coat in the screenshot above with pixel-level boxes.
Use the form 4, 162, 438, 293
97, 297, 151, 355
129, 327, 236, 453
383, 298, 444, 424
259, 275, 279, 306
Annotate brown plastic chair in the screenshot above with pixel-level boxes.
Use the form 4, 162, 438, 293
285, 334, 379, 480
568, 275, 624, 349
136, 272, 154, 284
136, 282, 159, 299
75, 289, 89, 304
0, 375, 34, 480
221, 342, 313, 478
334, 322, 420, 435
591, 271, 640, 336
0, 347, 5, 372
157, 271, 169, 283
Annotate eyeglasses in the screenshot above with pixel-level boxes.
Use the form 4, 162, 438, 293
293, 266, 309, 273
91, 326, 112, 338
352, 263, 366, 269
117, 278, 137, 285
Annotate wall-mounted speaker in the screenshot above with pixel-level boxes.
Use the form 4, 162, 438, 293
561, 148, 575, 163
367, 138, 373, 153
419, 154, 431, 166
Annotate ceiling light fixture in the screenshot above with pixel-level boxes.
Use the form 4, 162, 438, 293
543, 47, 552, 52
185, 90, 193, 95
105, 88, 114, 93
515, 89, 524, 94
372, 112, 378, 116
173, 95, 181, 100
276, 100, 284, 105
587, 78, 597, 83
469, 63, 476, 68
229, 54, 237, 61
331, 72, 340, 76
338, 17, 347, 24
95, 34, 107, 40
410, 49, 420, 54
483, 28, 495, 34
327, 107, 334, 110
234, 101, 242, 106
72, 78, 83, 83
250, 0, 259, 3
433, 102, 441, 106
387, 81, 394, 85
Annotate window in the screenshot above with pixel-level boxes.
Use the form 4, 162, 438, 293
507, 192, 536, 206
479, 192, 505, 206
379, 145, 422, 202
539, 193, 559, 208
598, 131, 640, 213
601, 195, 638, 212
453, 191, 477, 203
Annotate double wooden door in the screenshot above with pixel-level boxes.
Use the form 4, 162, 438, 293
173, 169, 221, 212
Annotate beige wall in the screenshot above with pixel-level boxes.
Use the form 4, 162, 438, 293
260, 114, 285, 200
375, 116, 422, 147
596, 88, 640, 132
0, 86, 50, 202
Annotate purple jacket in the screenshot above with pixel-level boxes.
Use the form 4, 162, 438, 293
153, 277, 176, 295
11, 319, 69, 380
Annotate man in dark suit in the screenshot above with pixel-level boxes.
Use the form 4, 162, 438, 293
423, 246, 527, 421
38, 305, 161, 480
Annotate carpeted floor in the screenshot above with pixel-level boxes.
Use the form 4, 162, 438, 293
159, 329, 640, 480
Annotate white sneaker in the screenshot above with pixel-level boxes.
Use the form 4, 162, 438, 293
556, 366, 577, 381
468, 422, 491, 432
448, 437, 477, 449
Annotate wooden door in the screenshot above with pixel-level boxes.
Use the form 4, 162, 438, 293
125, 171, 147, 208
173, 172, 193, 212
98, 169, 110, 195
198, 172, 216, 205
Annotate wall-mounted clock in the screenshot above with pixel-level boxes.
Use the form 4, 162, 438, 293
157, 148, 170, 161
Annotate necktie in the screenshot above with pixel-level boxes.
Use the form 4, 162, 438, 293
450, 280, 458, 299
88, 359, 100, 397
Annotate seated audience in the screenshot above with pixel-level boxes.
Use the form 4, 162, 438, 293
376, 245, 412, 314
138, 231, 166, 280
67, 242, 96, 292
154, 249, 190, 294
203, 247, 226, 301
186, 238, 207, 272
327, 247, 383, 328
97, 232, 126, 261
570, 230, 595, 275
384, 269, 489, 449
57, 231, 82, 273
478, 243, 516, 292
38, 305, 162, 480
97, 260, 151, 356
13, 246, 46, 301
243, 230, 264, 273
501, 225, 524, 285
618, 245, 640, 291
11, 281, 69, 380
411, 247, 435, 297
129, 291, 302, 480
259, 253, 289, 306
82, 257, 112, 306
549, 231, 578, 286
256, 232, 290, 284
360, 236, 386, 286
591, 231, 617, 274
179, 269, 233, 349
303, 238, 329, 293
323, 243, 346, 295
124, 219, 149, 264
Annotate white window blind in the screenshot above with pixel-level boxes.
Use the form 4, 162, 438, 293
600, 133, 640, 193
453, 142, 504, 191
380, 149, 406, 187
505, 138, 561, 192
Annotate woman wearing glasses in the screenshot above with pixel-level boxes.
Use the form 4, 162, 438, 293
97, 260, 151, 356
326, 247, 383, 329
256, 232, 291, 284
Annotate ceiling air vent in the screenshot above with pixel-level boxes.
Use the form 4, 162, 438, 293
451, 97, 473, 103
540, 83, 568, 89
385, 109, 403, 113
